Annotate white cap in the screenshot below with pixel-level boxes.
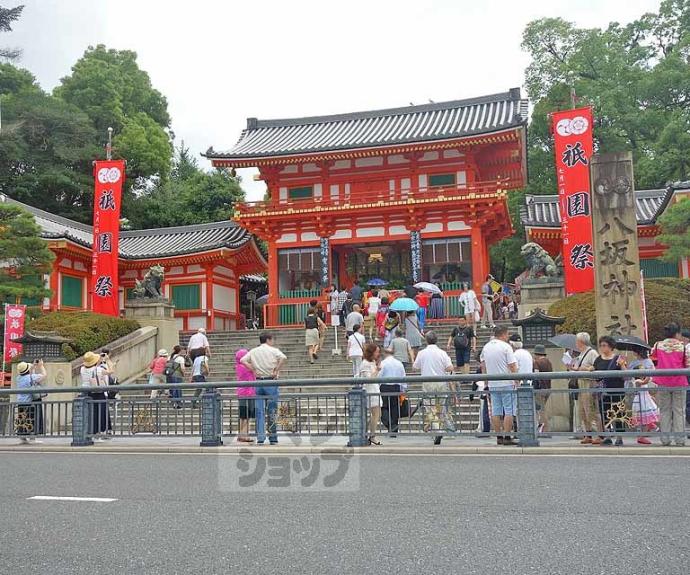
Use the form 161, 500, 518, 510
198, 328, 206, 334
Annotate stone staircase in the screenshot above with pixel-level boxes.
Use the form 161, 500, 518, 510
116, 321, 517, 435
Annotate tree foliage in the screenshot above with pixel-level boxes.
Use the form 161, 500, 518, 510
0, 202, 55, 303
0, 3, 23, 61
125, 145, 244, 229
658, 196, 690, 261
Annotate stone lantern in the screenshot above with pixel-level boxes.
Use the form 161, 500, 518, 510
511, 308, 565, 348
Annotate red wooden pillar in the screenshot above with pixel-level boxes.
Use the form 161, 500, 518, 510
471, 224, 487, 293
205, 263, 214, 331
267, 240, 279, 326
49, 257, 59, 311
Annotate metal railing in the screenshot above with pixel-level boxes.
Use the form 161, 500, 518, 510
1, 368, 688, 447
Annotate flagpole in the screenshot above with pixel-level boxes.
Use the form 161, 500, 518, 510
2, 303, 7, 380
106, 127, 113, 161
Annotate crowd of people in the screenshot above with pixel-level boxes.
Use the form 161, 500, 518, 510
12, 313, 690, 447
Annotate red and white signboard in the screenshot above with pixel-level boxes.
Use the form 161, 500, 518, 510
91, 160, 125, 316
552, 106, 595, 294
3, 304, 26, 365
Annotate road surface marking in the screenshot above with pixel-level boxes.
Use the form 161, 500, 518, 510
27, 496, 118, 502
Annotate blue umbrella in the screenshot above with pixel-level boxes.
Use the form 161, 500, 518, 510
390, 297, 419, 312
367, 278, 388, 286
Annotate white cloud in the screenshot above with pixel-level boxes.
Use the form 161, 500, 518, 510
6, 0, 662, 201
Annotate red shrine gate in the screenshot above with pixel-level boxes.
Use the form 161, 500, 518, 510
206, 89, 528, 326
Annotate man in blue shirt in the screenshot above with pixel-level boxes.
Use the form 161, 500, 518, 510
379, 348, 407, 435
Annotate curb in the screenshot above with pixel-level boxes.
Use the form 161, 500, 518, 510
1, 445, 689, 456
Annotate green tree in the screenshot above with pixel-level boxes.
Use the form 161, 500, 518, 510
0, 73, 101, 221
658, 196, 690, 262
55, 45, 172, 188
0, 4, 23, 61
0, 202, 55, 303
55, 45, 170, 133
126, 144, 244, 229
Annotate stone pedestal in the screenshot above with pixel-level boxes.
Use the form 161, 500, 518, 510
541, 347, 571, 432
519, 278, 565, 319
124, 300, 178, 353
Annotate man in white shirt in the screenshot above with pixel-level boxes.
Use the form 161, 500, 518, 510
481, 326, 519, 445
241, 332, 287, 444
345, 304, 364, 337
413, 331, 455, 445
509, 334, 533, 382
188, 328, 210, 360
347, 324, 366, 377
458, 283, 478, 329
379, 348, 407, 435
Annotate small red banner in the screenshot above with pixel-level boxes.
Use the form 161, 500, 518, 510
91, 160, 125, 316
552, 106, 595, 294
3, 304, 26, 365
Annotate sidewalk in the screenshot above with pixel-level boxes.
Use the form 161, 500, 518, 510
1, 435, 689, 455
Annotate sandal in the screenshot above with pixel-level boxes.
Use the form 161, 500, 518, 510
368, 438, 382, 446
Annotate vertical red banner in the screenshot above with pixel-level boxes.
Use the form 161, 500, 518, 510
91, 160, 125, 316
3, 304, 26, 365
552, 106, 595, 294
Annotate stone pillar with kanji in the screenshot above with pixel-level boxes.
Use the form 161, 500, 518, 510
590, 152, 645, 340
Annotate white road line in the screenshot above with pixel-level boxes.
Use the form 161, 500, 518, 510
27, 496, 118, 502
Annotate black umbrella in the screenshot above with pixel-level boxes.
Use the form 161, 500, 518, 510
548, 333, 578, 350
614, 335, 651, 351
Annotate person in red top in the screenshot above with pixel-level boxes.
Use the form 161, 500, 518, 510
149, 349, 168, 399
415, 290, 430, 333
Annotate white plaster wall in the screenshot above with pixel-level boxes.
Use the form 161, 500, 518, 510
457, 171, 467, 187
213, 284, 235, 312
356, 227, 385, 238
188, 265, 203, 273
302, 163, 321, 173
277, 233, 298, 244
422, 222, 443, 233
355, 156, 384, 168
73, 261, 87, 272
279, 186, 288, 201
447, 220, 470, 231
60, 258, 72, 268
421, 151, 439, 161
388, 154, 409, 164
388, 225, 408, 235
332, 229, 352, 240
443, 150, 463, 158
330, 184, 339, 200
214, 266, 234, 278
201, 282, 207, 309
301, 232, 319, 242
188, 316, 207, 331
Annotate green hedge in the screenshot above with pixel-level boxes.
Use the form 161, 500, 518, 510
548, 279, 690, 343
27, 312, 140, 361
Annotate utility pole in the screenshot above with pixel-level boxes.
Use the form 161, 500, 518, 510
106, 127, 113, 160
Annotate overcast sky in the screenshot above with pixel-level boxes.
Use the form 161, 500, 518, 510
5, 0, 661, 200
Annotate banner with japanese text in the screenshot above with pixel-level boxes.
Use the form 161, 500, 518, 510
552, 106, 595, 294
3, 304, 26, 365
91, 160, 125, 316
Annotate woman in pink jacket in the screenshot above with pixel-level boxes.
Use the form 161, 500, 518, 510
235, 349, 256, 443
651, 323, 690, 446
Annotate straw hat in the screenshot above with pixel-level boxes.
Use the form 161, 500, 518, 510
158, 349, 168, 357
17, 361, 31, 375
83, 351, 100, 367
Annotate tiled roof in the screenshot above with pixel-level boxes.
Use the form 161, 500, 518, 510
1, 195, 252, 259
206, 89, 528, 160
521, 188, 674, 228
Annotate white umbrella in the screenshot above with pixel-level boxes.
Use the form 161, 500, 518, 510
413, 281, 443, 295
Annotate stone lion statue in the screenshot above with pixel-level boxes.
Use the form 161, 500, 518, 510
521, 243, 560, 278
132, 265, 165, 299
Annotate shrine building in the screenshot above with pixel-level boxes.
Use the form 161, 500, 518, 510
521, 185, 690, 279
205, 89, 529, 326
2, 195, 266, 331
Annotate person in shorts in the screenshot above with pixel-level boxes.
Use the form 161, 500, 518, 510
480, 326, 519, 445
235, 348, 256, 443
446, 316, 476, 374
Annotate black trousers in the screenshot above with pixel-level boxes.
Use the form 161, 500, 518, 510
380, 384, 401, 433
601, 390, 625, 433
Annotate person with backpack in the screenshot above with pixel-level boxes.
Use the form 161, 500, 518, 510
149, 350, 169, 400
191, 352, 210, 407
447, 316, 476, 374
305, 307, 326, 364
165, 345, 187, 408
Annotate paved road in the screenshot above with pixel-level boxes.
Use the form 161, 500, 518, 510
0, 453, 688, 575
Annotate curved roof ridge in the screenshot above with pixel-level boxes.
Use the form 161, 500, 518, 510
250, 89, 522, 128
